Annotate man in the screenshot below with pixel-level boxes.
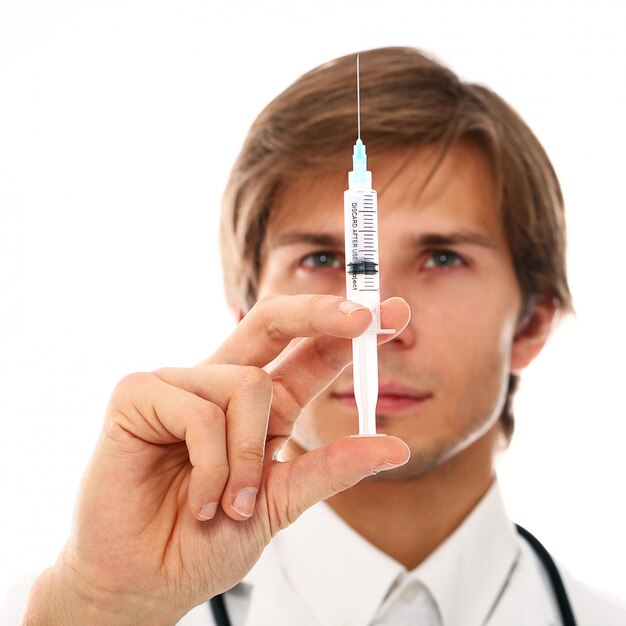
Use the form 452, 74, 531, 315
23, 47, 625, 625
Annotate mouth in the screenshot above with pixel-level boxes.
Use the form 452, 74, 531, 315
330, 383, 433, 413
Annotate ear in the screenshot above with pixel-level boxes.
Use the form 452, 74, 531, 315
510, 295, 558, 374
229, 302, 245, 323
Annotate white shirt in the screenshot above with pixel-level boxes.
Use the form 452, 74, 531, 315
179, 478, 626, 626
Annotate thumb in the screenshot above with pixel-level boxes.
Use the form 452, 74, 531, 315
267, 436, 411, 530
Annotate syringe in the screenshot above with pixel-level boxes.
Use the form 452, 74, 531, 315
344, 55, 395, 437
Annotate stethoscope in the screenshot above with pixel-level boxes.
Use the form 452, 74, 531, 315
209, 524, 577, 626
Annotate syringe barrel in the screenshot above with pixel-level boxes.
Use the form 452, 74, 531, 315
343, 187, 381, 329
344, 184, 381, 436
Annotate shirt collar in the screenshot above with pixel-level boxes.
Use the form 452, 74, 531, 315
409, 477, 521, 626
268, 477, 519, 626
272, 494, 403, 626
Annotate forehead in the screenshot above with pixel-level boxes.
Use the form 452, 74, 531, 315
265, 140, 502, 244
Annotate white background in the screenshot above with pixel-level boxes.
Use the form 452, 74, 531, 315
1, 0, 625, 621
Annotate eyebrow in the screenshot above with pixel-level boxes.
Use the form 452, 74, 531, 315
406, 230, 495, 249
270, 230, 495, 250
271, 232, 344, 248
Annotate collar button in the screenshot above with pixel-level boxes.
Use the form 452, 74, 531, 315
399, 580, 421, 603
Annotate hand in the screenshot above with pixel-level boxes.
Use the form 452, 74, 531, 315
24, 294, 411, 625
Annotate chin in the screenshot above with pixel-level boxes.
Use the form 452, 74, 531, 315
369, 439, 452, 483
372, 421, 489, 482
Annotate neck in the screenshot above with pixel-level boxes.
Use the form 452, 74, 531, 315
285, 424, 500, 570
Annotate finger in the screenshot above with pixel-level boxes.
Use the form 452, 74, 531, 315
153, 365, 273, 521
199, 294, 373, 368
266, 297, 411, 436
107, 373, 229, 521
265, 435, 411, 532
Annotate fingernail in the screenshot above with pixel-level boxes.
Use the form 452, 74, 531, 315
371, 462, 403, 474
232, 488, 258, 518
198, 502, 219, 520
272, 443, 285, 461
339, 300, 367, 316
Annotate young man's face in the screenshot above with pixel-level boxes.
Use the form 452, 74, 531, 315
256, 140, 544, 479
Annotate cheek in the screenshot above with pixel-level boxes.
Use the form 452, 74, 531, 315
418, 270, 519, 350
258, 264, 345, 299
408, 309, 510, 443
446, 346, 510, 440
293, 269, 345, 295
417, 280, 518, 387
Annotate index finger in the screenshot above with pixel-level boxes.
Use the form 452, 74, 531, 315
200, 294, 372, 368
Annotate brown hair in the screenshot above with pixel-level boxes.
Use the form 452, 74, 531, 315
219, 46, 572, 445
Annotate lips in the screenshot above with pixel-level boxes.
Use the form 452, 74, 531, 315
331, 382, 432, 413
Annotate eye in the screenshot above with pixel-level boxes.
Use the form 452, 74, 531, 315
300, 250, 344, 270
422, 250, 466, 270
